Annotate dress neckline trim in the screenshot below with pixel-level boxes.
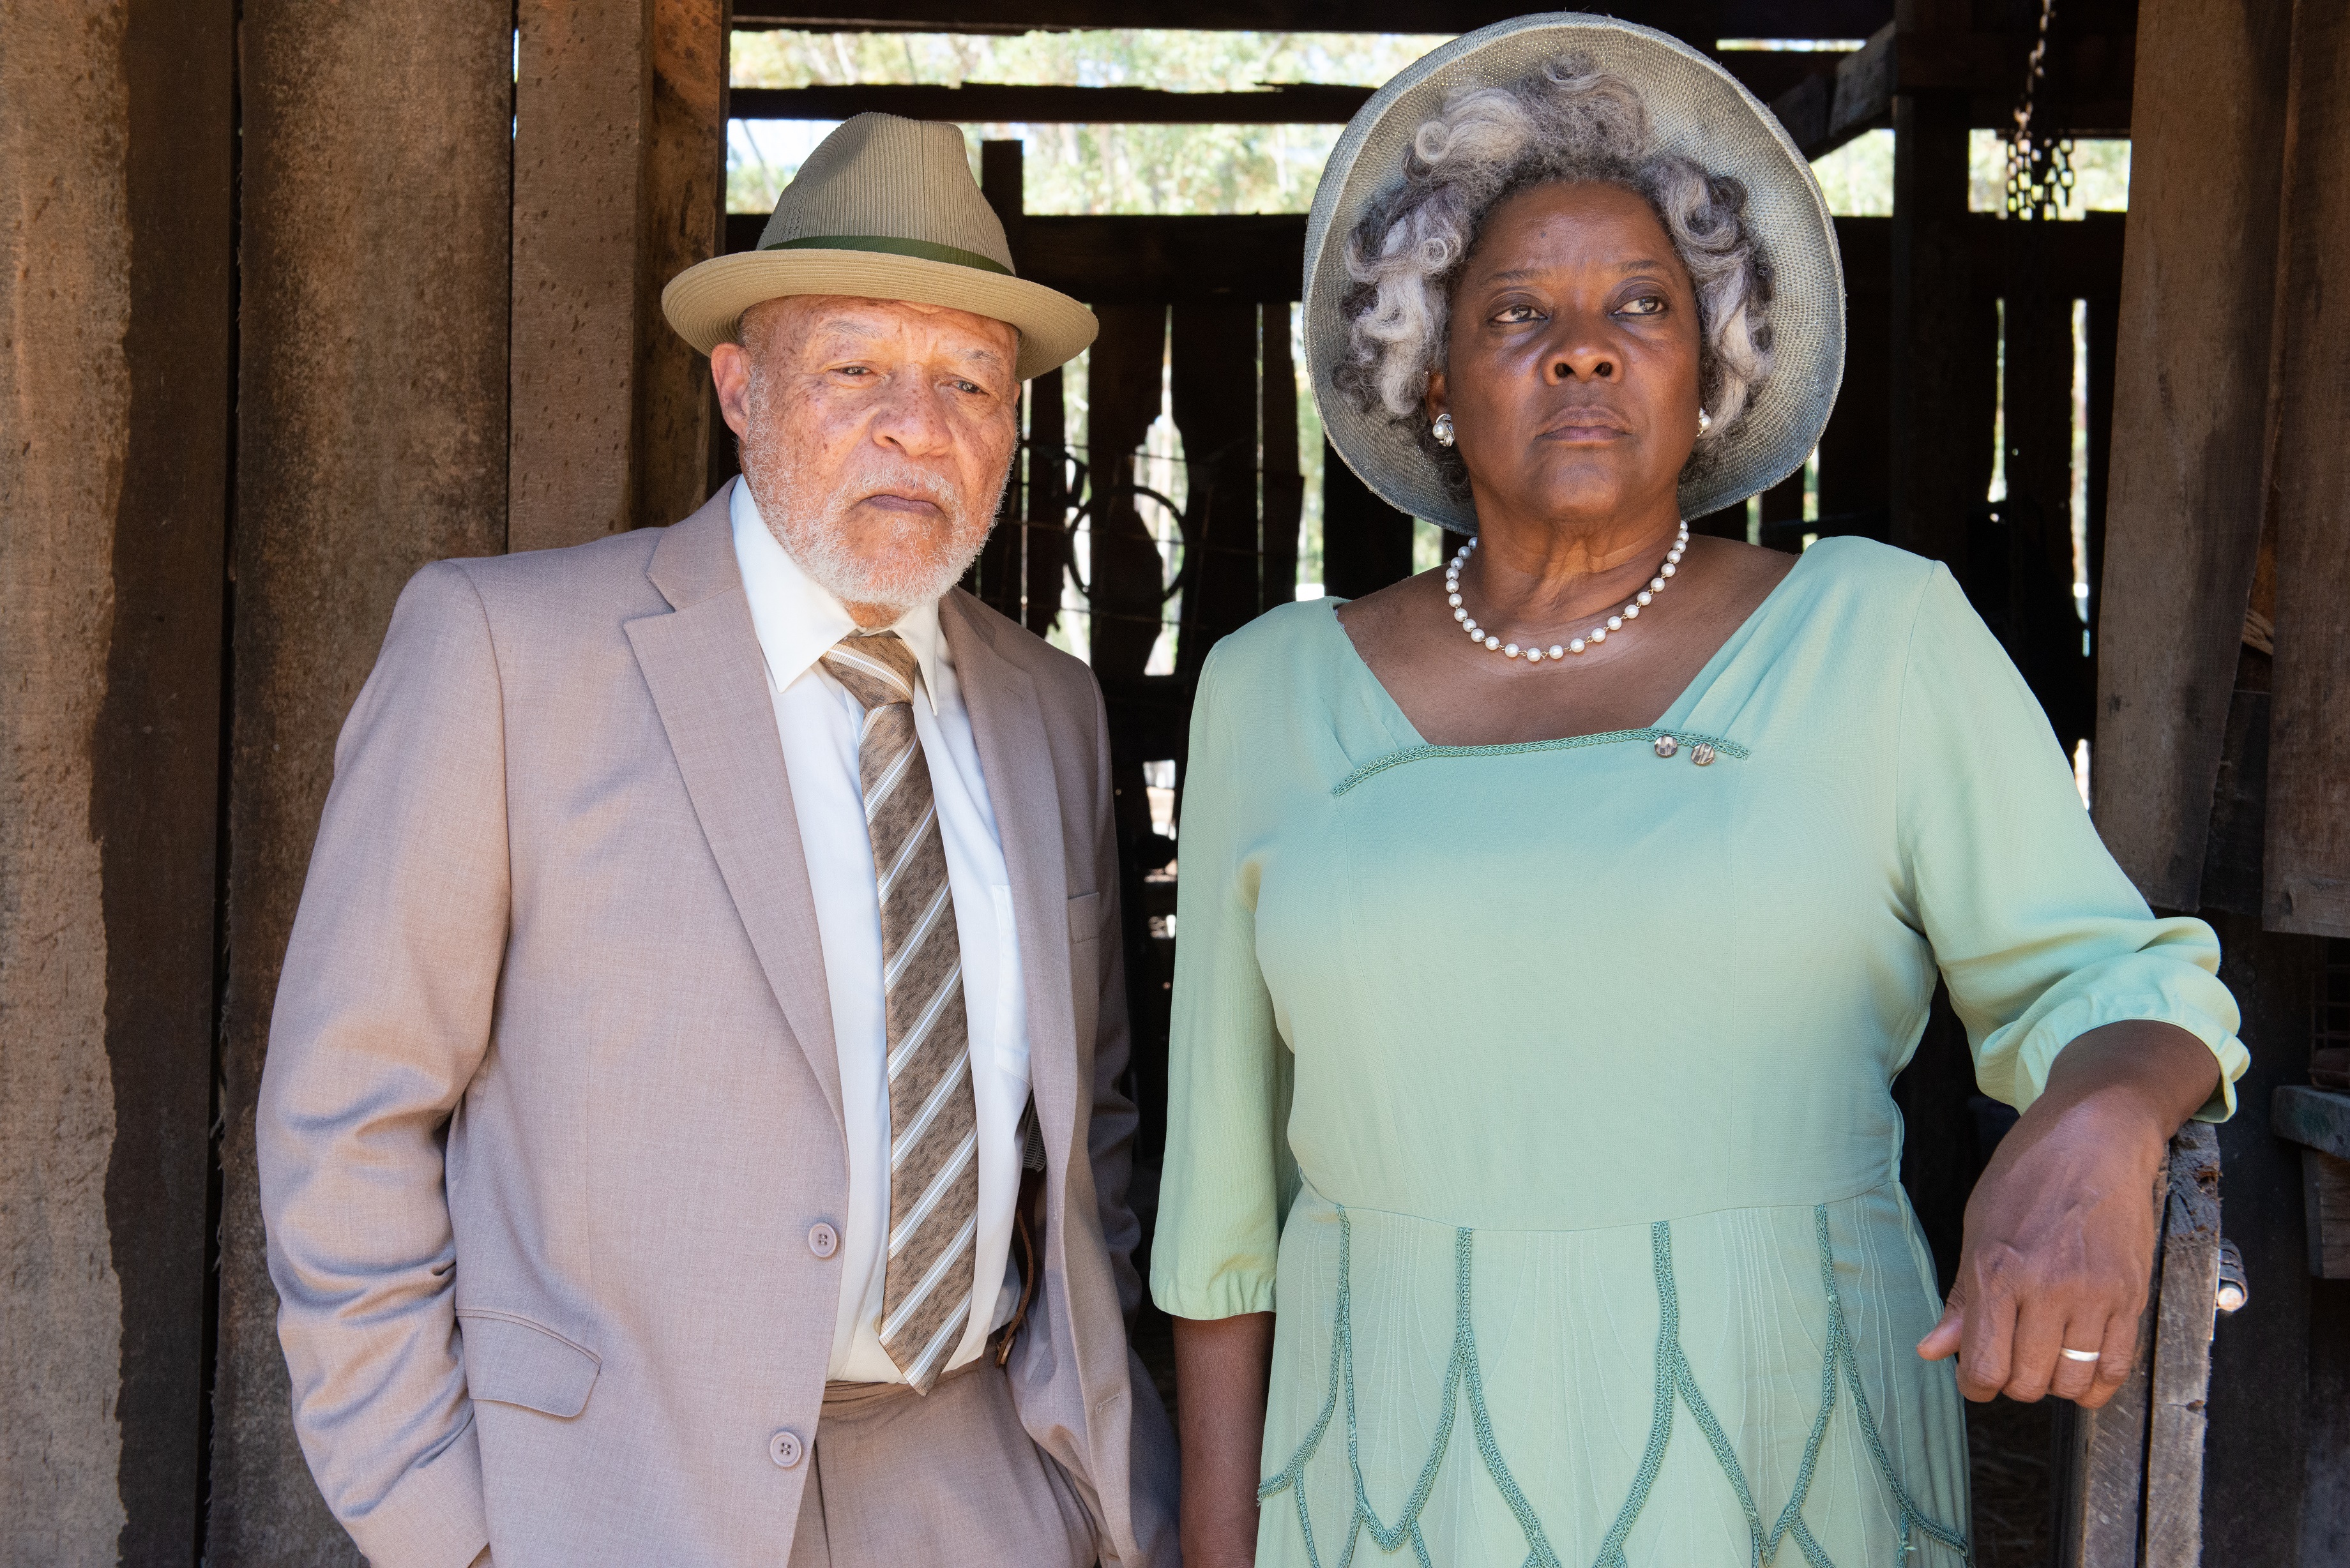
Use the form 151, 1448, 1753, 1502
1319, 541, 1817, 758
1331, 727, 1750, 797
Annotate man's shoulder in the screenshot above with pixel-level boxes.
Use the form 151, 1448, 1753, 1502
437, 525, 670, 617
943, 588, 1101, 714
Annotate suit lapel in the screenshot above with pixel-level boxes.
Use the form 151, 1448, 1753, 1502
940, 592, 1078, 1163
625, 487, 845, 1131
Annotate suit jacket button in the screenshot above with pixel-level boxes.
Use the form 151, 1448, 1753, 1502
769, 1429, 805, 1468
807, 1223, 838, 1259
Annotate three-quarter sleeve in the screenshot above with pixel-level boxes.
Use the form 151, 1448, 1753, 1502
1896, 564, 2247, 1119
1150, 649, 1296, 1320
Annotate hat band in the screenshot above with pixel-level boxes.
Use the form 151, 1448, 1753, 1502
761, 234, 1013, 276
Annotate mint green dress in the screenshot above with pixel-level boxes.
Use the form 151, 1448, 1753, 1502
1150, 539, 2245, 1568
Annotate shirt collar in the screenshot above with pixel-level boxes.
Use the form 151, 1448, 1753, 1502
729, 478, 947, 714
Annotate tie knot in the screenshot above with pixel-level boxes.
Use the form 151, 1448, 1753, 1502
820, 631, 921, 711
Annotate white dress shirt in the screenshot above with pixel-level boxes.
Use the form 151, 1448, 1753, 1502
729, 481, 1028, 1383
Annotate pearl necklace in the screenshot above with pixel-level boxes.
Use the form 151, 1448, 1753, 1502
1444, 522, 1690, 663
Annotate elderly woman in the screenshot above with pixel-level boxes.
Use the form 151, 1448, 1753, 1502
1149, 18, 2245, 1568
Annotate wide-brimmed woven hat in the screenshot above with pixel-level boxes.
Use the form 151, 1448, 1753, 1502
663, 113, 1097, 381
1303, 14, 1844, 529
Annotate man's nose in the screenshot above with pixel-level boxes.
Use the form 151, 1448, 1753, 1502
870, 372, 953, 456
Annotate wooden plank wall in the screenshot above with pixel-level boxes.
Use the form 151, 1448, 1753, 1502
2262, 0, 2350, 939
0, 3, 234, 1561
211, 4, 517, 1562
512, 0, 729, 552
2092, 0, 2294, 908
2093, 1, 2350, 1560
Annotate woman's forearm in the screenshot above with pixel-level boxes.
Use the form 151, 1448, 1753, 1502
2028, 1018, 2221, 1135
1918, 1018, 2222, 1406
1174, 1311, 1275, 1567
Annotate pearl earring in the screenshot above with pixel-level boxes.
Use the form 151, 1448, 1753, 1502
1432, 412, 1455, 447
1697, 408, 1713, 435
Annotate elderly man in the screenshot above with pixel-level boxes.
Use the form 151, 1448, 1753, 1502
258, 114, 1176, 1568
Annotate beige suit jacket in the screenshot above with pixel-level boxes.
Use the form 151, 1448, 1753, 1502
258, 486, 1178, 1568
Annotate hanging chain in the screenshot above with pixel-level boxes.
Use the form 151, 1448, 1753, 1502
2004, 0, 2076, 220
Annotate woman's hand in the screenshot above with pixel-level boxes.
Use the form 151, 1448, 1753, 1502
1173, 1311, 1276, 1567
1917, 1020, 2220, 1407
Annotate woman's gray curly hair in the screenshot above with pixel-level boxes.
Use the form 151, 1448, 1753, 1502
1335, 56, 1775, 498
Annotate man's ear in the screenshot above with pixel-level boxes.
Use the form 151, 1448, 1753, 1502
712, 340, 753, 440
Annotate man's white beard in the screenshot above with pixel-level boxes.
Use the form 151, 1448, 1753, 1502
739, 369, 1004, 617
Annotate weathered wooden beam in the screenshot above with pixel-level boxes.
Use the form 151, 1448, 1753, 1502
732, 0, 1858, 36
1888, 61, 1990, 573
967, 139, 1027, 619
98, 4, 238, 1559
2261, 0, 2350, 939
1024, 368, 1068, 636
1769, 22, 2134, 162
0, 2, 229, 1560
2142, 1124, 2222, 1567
1085, 304, 1171, 682
2052, 1125, 2229, 1568
1171, 302, 1263, 682
2091, 0, 2294, 910
2053, 1154, 2167, 1568
512, 0, 727, 553
1321, 439, 1415, 599
2301, 1151, 2350, 1281
215, 2, 514, 1560
2275, 1085, 2350, 1163
639, 0, 732, 534
1262, 303, 1303, 611
732, 82, 1376, 123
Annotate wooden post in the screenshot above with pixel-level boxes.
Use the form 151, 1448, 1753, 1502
511, 0, 727, 552
1817, 223, 1891, 539
1261, 302, 1303, 612
94, 4, 238, 1559
2089, 0, 2294, 905
1085, 305, 1170, 683
2142, 1126, 2223, 1566
2053, 1127, 2222, 1568
1888, 0, 1983, 575
1171, 302, 1264, 682
1999, 229, 2093, 753
2052, 1152, 2166, 1568
970, 140, 1027, 620
214, 3, 513, 1560
1321, 441, 1415, 599
2261, 0, 2350, 938
1026, 368, 1069, 637
0, 4, 230, 1560
636, 0, 729, 533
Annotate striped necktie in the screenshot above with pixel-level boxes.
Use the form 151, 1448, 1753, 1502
818, 632, 978, 1394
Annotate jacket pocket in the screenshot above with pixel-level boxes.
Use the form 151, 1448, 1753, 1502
458, 1309, 602, 1419
1066, 889, 1102, 945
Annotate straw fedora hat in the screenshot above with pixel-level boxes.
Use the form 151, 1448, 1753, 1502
662, 113, 1098, 381
1303, 14, 1846, 529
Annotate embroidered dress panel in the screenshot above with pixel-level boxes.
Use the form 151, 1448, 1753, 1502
1149, 539, 2247, 1567
822, 631, 980, 1393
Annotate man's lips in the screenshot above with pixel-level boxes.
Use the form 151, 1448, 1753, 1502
858, 492, 946, 514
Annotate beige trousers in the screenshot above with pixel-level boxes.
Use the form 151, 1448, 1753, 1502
472, 1362, 1095, 1568
787, 1359, 1098, 1568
